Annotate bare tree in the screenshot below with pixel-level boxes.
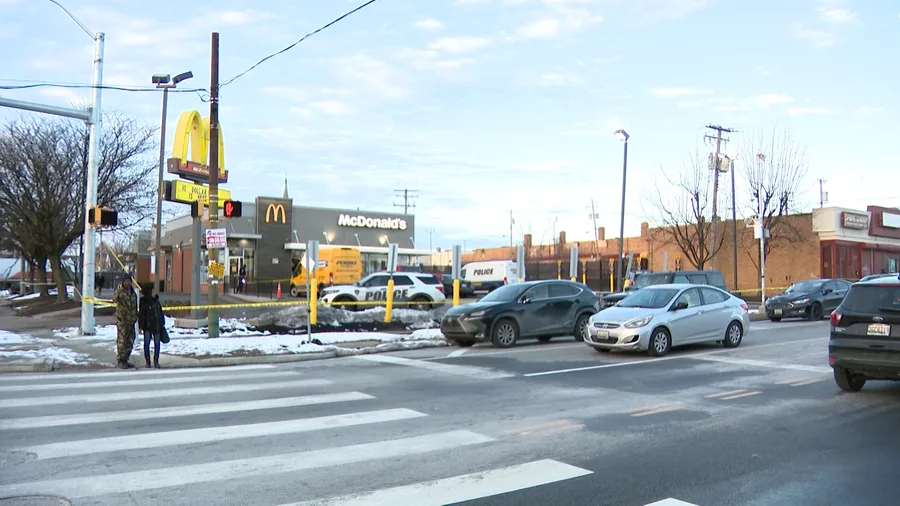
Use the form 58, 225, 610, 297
737, 126, 811, 279
0, 112, 157, 302
644, 147, 727, 269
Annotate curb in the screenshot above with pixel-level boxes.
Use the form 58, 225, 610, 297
0, 359, 54, 373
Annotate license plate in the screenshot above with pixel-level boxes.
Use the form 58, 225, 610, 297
595, 330, 609, 338
867, 324, 891, 336
774, 309, 783, 316
473, 282, 482, 287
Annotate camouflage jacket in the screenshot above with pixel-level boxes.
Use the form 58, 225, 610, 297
114, 285, 138, 324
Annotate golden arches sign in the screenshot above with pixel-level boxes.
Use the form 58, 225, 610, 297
171, 110, 226, 175
266, 204, 287, 224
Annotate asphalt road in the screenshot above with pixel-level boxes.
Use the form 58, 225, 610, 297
2, 319, 899, 505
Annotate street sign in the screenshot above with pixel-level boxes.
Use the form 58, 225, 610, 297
386, 243, 400, 273
306, 240, 320, 275
205, 228, 227, 249
208, 260, 225, 278
165, 179, 231, 205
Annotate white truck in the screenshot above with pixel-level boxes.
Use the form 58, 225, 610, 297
461, 260, 522, 292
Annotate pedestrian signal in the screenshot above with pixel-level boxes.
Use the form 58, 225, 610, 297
191, 200, 205, 219
222, 200, 242, 218
88, 207, 118, 228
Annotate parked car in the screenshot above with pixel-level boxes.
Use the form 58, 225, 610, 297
585, 284, 750, 357
764, 278, 851, 321
319, 271, 445, 311
440, 276, 475, 297
828, 273, 900, 392
859, 272, 899, 282
599, 270, 728, 309
440, 280, 600, 348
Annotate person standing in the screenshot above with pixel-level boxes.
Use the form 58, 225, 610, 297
138, 285, 165, 369
238, 264, 246, 293
113, 274, 139, 369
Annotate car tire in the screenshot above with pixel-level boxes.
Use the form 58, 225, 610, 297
574, 313, 590, 342
807, 303, 824, 321
333, 296, 357, 311
409, 296, 430, 311
647, 328, 671, 357
769, 317, 782, 322
290, 285, 300, 298
834, 368, 866, 392
723, 321, 743, 348
452, 339, 475, 347
491, 319, 519, 348
537, 336, 552, 343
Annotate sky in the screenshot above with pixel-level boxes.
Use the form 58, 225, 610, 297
2, 0, 899, 252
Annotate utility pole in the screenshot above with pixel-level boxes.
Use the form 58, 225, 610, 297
818, 179, 828, 208
730, 158, 738, 292
207, 32, 221, 339
509, 210, 515, 256
587, 199, 601, 257
425, 228, 434, 252
704, 124, 734, 270
393, 189, 418, 214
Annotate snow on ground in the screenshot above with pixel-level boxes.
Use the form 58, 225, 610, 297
256, 305, 440, 330
55, 318, 269, 341
9, 285, 77, 302
0, 330, 52, 345
0, 347, 95, 364
0, 289, 10, 298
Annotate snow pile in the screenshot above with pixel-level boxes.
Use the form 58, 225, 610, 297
0, 289, 9, 298
1, 347, 94, 364
255, 305, 440, 330
0, 330, 52, 346
55, 317, 269, 341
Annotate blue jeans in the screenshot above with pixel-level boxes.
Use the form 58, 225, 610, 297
143, 331, 160, 364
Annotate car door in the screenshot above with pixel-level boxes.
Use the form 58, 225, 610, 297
519, 284, 552, 336
828, 280, 851, 312
391, 275, 414, 302
548, 282, 579, 333
666, 287, 705, 345
361, 275, 390, 306
699, 287, 732, 340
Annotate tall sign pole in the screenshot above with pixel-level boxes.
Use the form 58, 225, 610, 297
207, 32, 221, 339
81, 32, 105, 335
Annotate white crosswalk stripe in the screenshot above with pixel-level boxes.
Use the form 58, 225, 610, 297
0, 364, 593, 505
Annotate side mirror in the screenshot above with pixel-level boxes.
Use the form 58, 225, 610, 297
823, 288, 833, 295
520, 295, 531, 304
672, 301, 689, 311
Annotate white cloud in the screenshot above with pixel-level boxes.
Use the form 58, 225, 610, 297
414, 18, 445, 30
517, 18, 560, 38
536, 72, 583, 86
792, 23, 836, 48
428, 36, 492, 54
37, 87, 87, 106
262, 86, 309, 101
212, 9, 273, 25
311, 101, 352, 115
290, 107, 313, 117
650, 87, 713, 97
788, 106, 832, 117
855, 105, 883, 115
678, 93, 793, 111
817, 7, 859, 24
332, 56, 409, 100
626, 0, 709, 22
741, 93, 793, 109
27, 59, 66, 70
755, 66, 773, 77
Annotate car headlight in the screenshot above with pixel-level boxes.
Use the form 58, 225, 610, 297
466, 310, 486, 318
624, 316, 653, 328
792, 297, 810, 305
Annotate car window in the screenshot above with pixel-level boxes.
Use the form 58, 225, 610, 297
821, 281, 836, 293
393, 275, 413, 286
618, 288, 680, 308
634, 273, 671, 289
550, 283, 577, 298
835, 280, 852, 291
417, 274, 440, 285
700, 287, 728, 304
364, 275, 389, 288
673, 274, 691, 284
525, 284, 550, 300
674, 288, 702, 308
840, 285, 900, 314
688, 274, 707, 285
707, 272, 727, 289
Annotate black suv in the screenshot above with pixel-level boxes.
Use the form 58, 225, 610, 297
828, 274, 900, 392
599, 270, 728, 309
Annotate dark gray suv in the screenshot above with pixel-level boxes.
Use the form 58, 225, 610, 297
599, 270, 728, 309
829, 274, 900, 392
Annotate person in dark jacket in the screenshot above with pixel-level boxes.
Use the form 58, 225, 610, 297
114, 274, 139, 369
138, 284, 165, 369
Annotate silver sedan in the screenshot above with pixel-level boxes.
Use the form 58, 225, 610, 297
584, 284, 751, 357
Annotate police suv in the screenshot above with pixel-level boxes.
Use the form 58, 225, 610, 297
319, 271, 446, 311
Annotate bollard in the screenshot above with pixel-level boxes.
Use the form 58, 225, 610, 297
309, 283, 317, 325
384, 276, 395, 323
453, 278, 460, 307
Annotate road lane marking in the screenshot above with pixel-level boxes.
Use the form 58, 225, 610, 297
0, 392, 374, 430
282, 459, 593, 506
354, 354, 514, 379
0, 379, 333, 408
785, 377, 827, 387
690, 356, 832, 374
523, 337, 828, 377
505, 419, 584, 436
775, 376, 809, 385
645, 499, 700, 506
0, 430, 494, 499
0, 370, 302, 392
718, 390, 762, 400
623, 403, 685, 417
447, 348, 469, 358
704, 389, 750, 399
17, 408, 427, 460
0, 363, 277, 382
424, 343, 583, 360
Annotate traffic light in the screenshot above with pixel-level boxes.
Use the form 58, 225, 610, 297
222, 200, 242, 218
190, 200, 205, 219
88, 207, 117, 228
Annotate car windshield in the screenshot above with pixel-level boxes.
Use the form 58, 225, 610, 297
840, 285, 900, 314
478, 284, 528, 302
784, 280, 823, 294
633, 273, 670, 289
355, 275, 374, 287
618, 287, 680, 308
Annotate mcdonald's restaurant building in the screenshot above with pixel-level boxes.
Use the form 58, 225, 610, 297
159, 194, 428, 294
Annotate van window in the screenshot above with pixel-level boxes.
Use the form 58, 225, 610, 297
417, 274, 440, 285
688, 274, 708, 285
706, 272, 727, 290
393, 275, 413, 286
674, 274, 691, 284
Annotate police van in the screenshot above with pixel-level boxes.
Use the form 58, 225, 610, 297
461, 260, 521, 292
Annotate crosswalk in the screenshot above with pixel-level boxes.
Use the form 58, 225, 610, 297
0, 363, 614, 505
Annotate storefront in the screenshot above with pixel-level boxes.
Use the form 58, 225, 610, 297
813, 205, 900, 280
159, 194, 430, 293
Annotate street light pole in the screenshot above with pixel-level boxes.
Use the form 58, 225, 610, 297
152, 71, 192, 293
614, 129, 629, 293
80, 31, 104, 335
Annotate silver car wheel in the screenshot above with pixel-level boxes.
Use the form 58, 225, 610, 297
728, 324, 741, 344
579, 318, 589, 341
653, 332, 669, 354
497, 324, 516, 346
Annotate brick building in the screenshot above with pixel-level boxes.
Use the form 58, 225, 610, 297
423, 205, 900, 296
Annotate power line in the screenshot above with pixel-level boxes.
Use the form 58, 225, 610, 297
393, 189, 418, 214
220, 0, 379, 88
0, 82, 210, 101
